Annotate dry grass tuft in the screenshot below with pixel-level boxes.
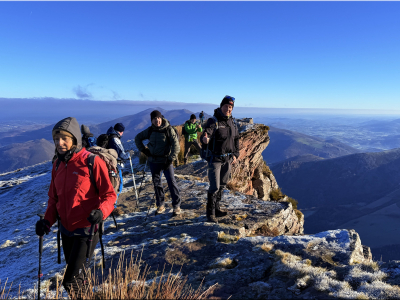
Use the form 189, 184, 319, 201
1, 251, 216, 299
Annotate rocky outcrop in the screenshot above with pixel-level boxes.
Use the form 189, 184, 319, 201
229, 118, 278, 201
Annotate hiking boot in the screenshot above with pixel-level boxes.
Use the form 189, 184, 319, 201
156, 205, 165, 215
184, 158, 187, 165
206, 192, 218, 223
112, 207, 123, 216
173, 206, 182, 216
215, 188, 227, 217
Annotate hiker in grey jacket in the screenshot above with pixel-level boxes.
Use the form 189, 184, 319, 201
135, 110, 182, 216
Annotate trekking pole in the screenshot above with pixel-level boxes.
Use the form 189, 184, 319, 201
37, 214, 44, 300
133, 160, 148, 211
129, 156, 139, 206
144, 193, 157, 222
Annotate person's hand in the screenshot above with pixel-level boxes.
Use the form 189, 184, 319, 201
87, 209, 103, 225
142, 148, 151, 157
163, 158, 173, 171
35, 219, 51, 236
197, 124, 201, 129
129, 150, 135, 157
231, 156, 237, 165
202, 133, 209, 144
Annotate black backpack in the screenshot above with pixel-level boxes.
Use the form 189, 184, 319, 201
96, 134, 110, 148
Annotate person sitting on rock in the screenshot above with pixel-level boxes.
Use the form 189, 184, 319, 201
201, 96, 239, 223
135, 110, 182, 216
183, 114, 202, 164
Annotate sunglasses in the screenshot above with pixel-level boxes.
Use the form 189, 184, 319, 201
225, 95, 235, 102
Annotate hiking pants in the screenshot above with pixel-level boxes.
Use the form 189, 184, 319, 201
148, 161, 181, 208
184, 139, 202, 159
208, 158, 232, 195
61, 232, 99, 297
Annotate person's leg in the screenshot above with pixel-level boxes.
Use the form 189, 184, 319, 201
207, 161, 221, 222
183, 140, 191, 164
62, 233, 99, 298
193, 140, 202, 156
163, 164, 181, 209
215, 160, 231, 217
148, 161, 165, 208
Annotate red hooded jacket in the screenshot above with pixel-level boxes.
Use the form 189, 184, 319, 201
44, 149, 117, 232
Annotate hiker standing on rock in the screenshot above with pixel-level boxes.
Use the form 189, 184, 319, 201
35, 117, 116, 298
201, 96, 239, 223
135, 110, 182, 216
183, 114, 202, 164
106, 123, 134, 200
199, 111, 205, 125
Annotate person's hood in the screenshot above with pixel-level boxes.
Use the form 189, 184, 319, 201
214, 108, 231, 121
52, 117, 82, 149
81, 124, 91, 135
152, 117, 170, 130
106, 126, 121, 137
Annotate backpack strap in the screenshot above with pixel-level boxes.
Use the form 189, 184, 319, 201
87, 153, 99, 194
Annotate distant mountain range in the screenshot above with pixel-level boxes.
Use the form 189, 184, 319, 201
0, 108, 209, 147
0, 139, 55, 173
262, 126, 360, 164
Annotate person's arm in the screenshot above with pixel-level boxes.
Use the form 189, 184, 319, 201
184, 122, 197, 135
233, 124, 240, 159
200, 118, 216, 144
168, 127, 180, 162
197, 123, 203, 133
93, 158, 117, 220
112, 137, 130, 160
134, 129, 149, 153
44, 163, 59, 227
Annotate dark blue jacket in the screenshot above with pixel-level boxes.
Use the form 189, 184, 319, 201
106, 127, 130, 161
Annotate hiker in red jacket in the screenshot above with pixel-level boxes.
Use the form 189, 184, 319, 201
35, 117, 116, 298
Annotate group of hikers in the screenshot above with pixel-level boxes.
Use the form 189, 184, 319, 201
35, 95, 238, 298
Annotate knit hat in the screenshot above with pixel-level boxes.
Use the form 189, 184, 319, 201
220, 95, 235, 108
150, 110, 163, 120
114, 123, 125, 132
190, 114, 196, 120
52, 129, 74, 140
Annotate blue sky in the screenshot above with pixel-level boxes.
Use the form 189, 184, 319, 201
0, 1, 399, 110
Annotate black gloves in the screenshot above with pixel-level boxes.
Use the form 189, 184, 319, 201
163, 158, 173, 171
142, 148, 151, 157
36, 219, 51, 236
87, 209, 103, 225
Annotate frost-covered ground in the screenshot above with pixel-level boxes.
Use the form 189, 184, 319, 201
0, 140, 141, 297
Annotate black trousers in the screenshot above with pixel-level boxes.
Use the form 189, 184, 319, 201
61, 232, 99, 297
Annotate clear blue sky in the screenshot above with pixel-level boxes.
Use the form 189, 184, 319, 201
0, 1, 399, 110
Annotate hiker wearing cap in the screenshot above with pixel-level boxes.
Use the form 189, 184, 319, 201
200, 96, 239, 223
106, 123, 134, 198
135, 110, 182, 216
35, 117, 116, 298
183, 114, 202, 165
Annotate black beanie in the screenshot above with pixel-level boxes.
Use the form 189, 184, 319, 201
220, 95, 235, 108
114, 123, 125, 132
150, 110, 163, 120
190, 114, 196, 120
